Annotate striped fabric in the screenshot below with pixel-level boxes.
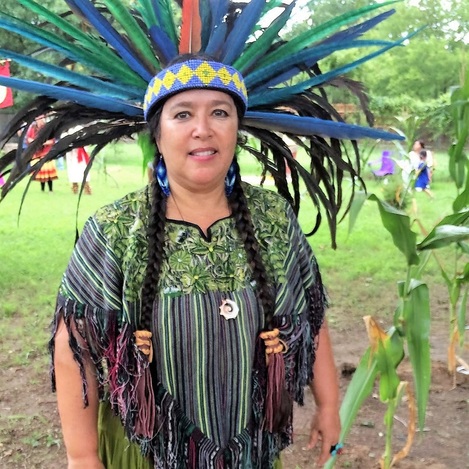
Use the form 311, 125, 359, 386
154, 288, 259, 447
50, 183, 326, 468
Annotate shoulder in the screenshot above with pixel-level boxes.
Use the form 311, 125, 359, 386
95, 186, 149, 221
93, 186, 150, 238
241, 182, 302, 245
241, 182, 290, 216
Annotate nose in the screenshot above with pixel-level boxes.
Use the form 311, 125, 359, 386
192, 114, 212, 139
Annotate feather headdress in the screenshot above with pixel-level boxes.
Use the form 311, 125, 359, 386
0, 0, 410, 245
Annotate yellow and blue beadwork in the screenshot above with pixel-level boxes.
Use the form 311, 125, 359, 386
143, 59, 248, 120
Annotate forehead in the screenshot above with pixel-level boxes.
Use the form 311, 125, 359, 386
162, 89, 235, 110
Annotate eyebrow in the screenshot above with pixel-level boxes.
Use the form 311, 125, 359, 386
167, 99, 234, 112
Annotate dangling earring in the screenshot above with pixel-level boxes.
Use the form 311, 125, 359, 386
155, 157, 170, 196
225, 160, 237, 197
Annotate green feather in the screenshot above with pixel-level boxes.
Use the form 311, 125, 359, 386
138, 0, 159, 29
233, 2, 294, 73
0, 11, 145, 87
15, 0, 143, 85
156, 0, 178, 46
256, 0, 401, 69
103, 0, 160, 71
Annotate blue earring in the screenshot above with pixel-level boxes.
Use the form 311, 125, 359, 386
155, 157, 170, 196
225, 161, 237, 197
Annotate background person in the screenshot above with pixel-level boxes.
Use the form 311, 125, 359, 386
66, 146, 92, 195
410, 140, 435, 180
414, 149, 433, 198
51, 55, 341, 469
27, 115, 58, 192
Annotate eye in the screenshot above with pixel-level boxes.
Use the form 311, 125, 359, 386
175, 111, 190, 119
213, 109, 229, 117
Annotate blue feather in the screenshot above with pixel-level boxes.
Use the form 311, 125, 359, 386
151, 0, 178, 45
209, 0, 228, 32
205, 22, 228, 58
0, 49, 143, 99
245, 39, 396, 90
248, 32, 418, 107
0, 76, 142, 116
321, 10, 395, 47
0, 14, 143, 86
251, 11, 396, 89
234, 1, 295, 74
244, 112, 404, 141
221, 0, 266, 64
199, 0, 211, 50
149, 26, 178, 64
0, 15, 75, 59
204, 0, 229, 57
64, 0, 153, 82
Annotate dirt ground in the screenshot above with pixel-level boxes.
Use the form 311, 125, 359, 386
1, 285, 468, 469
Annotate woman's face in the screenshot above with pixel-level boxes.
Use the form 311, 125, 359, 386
157, 89, 239, 193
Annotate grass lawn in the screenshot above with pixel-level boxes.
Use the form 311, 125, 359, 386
0, 142, 462, 367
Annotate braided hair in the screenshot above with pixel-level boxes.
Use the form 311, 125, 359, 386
227, 159, 276, 327
139, 107, 167, 331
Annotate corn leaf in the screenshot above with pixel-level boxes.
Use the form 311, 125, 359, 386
348, 190, 367, 235
418, 225, 469, 250
364, 317, 404, 402
418, 209, 469, 250
453, 168, 469, 212
368, 194, 419, 266
457, 283, 468, 347
337, 347, 378, 441
389, 382, 417, 467
403, 280, 431, 430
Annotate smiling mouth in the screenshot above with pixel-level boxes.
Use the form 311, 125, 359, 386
190, 149, 217, 157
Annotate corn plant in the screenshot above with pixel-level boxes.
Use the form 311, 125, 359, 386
326, 70, 469, 469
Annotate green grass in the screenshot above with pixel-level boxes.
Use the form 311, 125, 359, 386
0, 143, 461, 365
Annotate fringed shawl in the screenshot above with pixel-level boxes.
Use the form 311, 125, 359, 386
50, 183, 327, 468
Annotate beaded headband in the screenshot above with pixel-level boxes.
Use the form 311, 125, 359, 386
143, 59, 248, 120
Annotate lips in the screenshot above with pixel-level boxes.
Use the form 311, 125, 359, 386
189, 148, 217, 157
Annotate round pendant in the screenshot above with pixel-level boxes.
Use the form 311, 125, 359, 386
219, 299, 239, 320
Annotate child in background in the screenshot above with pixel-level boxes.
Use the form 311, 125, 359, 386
414, 150, 433, 198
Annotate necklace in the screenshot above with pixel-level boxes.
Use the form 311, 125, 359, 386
169, 194, 239, 320
169, 194, 189, 243
170, 193, 185, 221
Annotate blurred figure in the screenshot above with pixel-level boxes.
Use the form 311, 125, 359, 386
414, 150, 433, 198
27, 115, 58, 192
66, 146, 92, 195
410, 140, 435, 180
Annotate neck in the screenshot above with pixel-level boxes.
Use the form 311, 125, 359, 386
166, 184, 231, 233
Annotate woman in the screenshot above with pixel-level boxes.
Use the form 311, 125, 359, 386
27, 115, 58, 192
51, 56, 341, 468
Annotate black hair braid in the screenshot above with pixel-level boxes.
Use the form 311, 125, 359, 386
228, 163, 275, 329
229, 162, 293, 432
140, 178, 167, 331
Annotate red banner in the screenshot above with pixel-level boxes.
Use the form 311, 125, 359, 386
0, 61, 14, 109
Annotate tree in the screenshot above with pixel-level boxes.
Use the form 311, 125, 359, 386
294, 0, 467, 102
